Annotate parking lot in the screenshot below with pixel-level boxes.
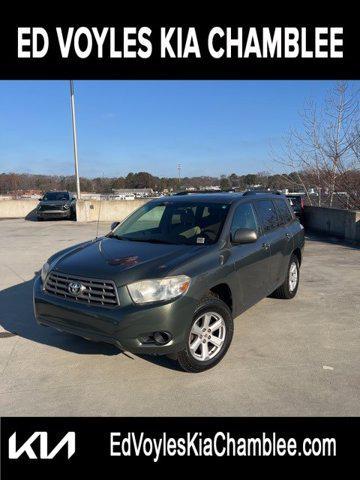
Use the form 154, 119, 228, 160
0, 218, 359, 416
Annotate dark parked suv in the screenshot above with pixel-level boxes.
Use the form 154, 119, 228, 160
286, 193, 305, 224
34, 191, 304, 372
37, 191, 76, 221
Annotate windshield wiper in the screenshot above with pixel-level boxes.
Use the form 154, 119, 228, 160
128, 238, 176, 245
108, 234, 126, 240
108, 234, 175, 244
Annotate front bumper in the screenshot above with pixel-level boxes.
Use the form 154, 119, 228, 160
37, 210, 71, 219
33, 276, 196, 355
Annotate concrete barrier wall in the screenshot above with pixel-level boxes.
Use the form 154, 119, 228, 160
2, 199, 359, 244
304, 206, 360, 242
0, 199, 39, 218
75, 199, 149, 222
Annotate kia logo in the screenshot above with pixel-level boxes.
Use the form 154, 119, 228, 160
68, 281, 85, 296
8, 432, 76, 459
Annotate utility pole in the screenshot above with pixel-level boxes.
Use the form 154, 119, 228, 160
177, 163, 181, 186
69, 80, 81, 200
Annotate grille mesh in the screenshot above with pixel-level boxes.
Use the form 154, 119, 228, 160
39, 205, 64, 211
44, 271, 119, 307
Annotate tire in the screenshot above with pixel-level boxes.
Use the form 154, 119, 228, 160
271, 254, 300, 299
177, 295, 234, 373
37, 217, 43, 221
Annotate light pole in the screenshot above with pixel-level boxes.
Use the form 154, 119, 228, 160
177, 163, 181, 186
69, 80, 81, 200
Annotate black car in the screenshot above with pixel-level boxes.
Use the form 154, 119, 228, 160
34, 191, 305, 372
286, 193, 305, 223
37, 191, 76, 221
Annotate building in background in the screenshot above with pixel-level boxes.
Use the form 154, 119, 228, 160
199, 186, 221, 191
112, 188, 154, 199
7, 189, 43, 199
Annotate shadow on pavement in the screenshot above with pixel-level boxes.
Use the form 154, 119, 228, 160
0, 275, 181, 370
24, 208, 39, 221
0, 275, 120, 356
135, 353, 183, 372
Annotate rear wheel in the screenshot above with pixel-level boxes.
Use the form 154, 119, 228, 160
271, 254, 300, 299
177, 296, 233, 373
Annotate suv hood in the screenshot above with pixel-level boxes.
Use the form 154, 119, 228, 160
52, 237, 203, 285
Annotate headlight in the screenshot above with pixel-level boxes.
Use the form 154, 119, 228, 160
63, 204, 70, 209
41, 262, 50, 283
127, 275, 190, 304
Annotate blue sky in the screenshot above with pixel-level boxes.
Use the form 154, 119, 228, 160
0, 80, 345, 178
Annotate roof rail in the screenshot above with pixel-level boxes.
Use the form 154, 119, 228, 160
242, 190, 283, 196
174, 189, 236, 195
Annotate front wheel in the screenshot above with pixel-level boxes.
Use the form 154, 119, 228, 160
177, 297, 233, 373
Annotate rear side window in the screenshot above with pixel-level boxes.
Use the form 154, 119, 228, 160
274, 199, 293, 225
230, 203, 258, 236
255, 200, 279, 232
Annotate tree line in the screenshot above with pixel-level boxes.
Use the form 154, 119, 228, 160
0, 170, 322, 195
0, 171, 220, 194
2, 169, 359, 208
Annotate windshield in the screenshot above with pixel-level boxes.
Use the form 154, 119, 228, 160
111, 201, 231, 245
43, 192, 69, 201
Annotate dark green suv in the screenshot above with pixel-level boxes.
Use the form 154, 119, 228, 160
33, 191, 304, 372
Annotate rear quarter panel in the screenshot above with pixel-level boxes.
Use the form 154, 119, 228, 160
288, 219, 305, 256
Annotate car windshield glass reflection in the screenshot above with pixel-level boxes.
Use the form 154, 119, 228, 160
111, 202, 231, 245
43, 192, 69, 201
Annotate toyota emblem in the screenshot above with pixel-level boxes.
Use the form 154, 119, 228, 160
68, 281, 85, 296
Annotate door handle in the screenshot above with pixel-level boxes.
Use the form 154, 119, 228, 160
285, 233, 291, 240
262, 242, 270, 250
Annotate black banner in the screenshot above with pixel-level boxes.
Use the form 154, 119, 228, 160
0, 11, 358, 79
1, 417, 359, 476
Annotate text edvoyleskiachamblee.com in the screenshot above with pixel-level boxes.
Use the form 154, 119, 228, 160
110, 431, 336, 462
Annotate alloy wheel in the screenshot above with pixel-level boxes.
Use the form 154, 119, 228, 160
189, 312, 226, 361
289, 261, 298, 292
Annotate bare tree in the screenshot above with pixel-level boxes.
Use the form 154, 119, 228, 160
272, 81, 360, 209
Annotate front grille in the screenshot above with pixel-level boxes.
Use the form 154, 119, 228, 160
44, 271, 119, 307
40, 205, 64, 211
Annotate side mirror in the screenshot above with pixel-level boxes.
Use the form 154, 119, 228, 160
38, 197, 43, 201
111, 221, 120, 231
231, 228, 258, 245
